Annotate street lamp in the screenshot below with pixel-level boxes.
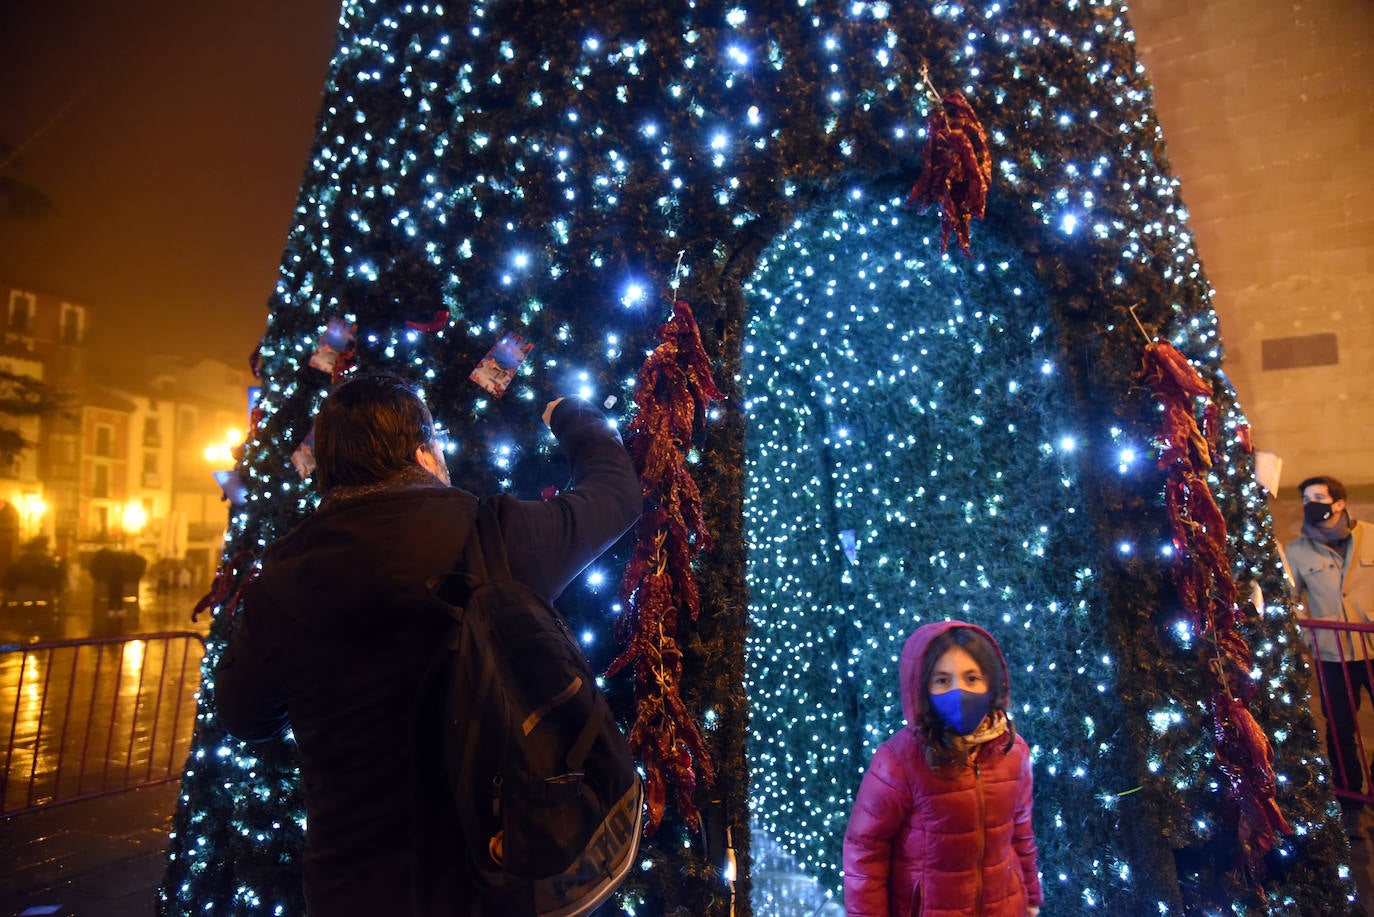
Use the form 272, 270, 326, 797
123, 500, 147, 535
203, 429, 243, 469
20, 494, 47, 540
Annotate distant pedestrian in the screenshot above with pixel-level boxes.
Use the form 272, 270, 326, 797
843, 621, 1042, 917
1286, 475, 1374, 828
90, 548, 126, 616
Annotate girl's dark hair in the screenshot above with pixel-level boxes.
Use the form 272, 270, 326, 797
312, 373, 436, 492
916, 626, 1015, 768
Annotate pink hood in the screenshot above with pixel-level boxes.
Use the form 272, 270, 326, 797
898, 619, 1011, 727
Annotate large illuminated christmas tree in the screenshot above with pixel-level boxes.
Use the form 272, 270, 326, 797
161, 1, 1355, 914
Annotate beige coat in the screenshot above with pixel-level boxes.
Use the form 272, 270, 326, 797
1287, 520, 1374, 662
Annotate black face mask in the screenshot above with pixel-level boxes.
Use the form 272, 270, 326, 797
1304, 501, 1337, 527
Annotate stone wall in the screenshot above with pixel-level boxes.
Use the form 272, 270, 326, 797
1129, 0, 1374, 532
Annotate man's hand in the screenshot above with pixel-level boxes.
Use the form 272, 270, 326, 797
542, 397, 566, 427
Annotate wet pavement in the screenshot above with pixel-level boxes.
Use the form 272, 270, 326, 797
2, 583, 1371, 914
0, 581, 197, 915
0, 579, 210, 648
0, 782, 177, 917
0, 789, 852, 917
1, 581, 208, 819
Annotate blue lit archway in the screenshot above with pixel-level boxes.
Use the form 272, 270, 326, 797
742, 190, 1127, 907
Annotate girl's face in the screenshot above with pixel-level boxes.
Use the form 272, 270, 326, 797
928, 645, 988, 696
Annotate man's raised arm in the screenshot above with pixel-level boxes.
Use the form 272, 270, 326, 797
493, 397, 642, 599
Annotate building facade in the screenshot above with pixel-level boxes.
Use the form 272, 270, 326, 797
0, 284, 86, 567
1130, 0, 1374, 532
0, 349, 50, 570
1, 282, 252, 589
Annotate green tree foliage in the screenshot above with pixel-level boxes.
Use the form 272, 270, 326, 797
160, 1, 1354, 914
0, 368, 68, 463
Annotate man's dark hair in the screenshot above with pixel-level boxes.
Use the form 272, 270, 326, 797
1297, 475, 1347, 502
312, 373, 436, 492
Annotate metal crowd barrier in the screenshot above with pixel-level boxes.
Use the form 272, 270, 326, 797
0, 631, 205, 817
1293, 617, 1374, 808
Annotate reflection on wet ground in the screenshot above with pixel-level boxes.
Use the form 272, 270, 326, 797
0, 579, 208, 814
0, 577, 211, 646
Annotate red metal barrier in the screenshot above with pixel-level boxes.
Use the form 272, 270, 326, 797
0, 631, 205, 817
1294, 617, 1374, 808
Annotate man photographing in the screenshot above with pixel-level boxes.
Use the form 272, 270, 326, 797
1286, 474, 1374, 830
215, 373, 641, 913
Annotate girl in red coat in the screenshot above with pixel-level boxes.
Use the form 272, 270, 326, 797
843, 620, 1043, 917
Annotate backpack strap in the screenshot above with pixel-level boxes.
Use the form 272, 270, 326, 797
476, 498, 601, 774
432, 500, 491, 610
566, 695, 603, 772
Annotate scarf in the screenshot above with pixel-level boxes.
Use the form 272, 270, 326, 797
951, 711, 1010, 759
1304, 511, 1354, 546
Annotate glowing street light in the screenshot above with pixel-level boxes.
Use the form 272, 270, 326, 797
20, 493, 47, 538
123, 500, 148, 534
203, 429, 243, 468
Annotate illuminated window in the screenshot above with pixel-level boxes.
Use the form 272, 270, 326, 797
7, 292, 35, 334
60, 303, 85, 344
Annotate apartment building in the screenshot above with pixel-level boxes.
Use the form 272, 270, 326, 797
0, 284, 85, 566
2, 282, 253, 586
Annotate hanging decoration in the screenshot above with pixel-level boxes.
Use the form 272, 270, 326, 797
212, 469, 250, 508
469, 331, 534, 398
405, 310, 451, 333
906, 66, 992, 256
290, 433, 317, 481
309, 317, 358, 382
192, 550, 256, 623
608, 298, 723, 834
1137, 328, 1292, 884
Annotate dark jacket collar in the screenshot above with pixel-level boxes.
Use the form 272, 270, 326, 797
320, 464, 448, 507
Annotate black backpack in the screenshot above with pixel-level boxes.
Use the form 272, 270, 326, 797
416, 500, 642, 917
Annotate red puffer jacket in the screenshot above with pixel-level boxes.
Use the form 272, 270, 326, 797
842, 621, 1042, 917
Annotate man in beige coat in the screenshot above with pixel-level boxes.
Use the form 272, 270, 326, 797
1287, 475, 1374, 824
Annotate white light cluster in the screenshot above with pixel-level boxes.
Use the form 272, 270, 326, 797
164, 0, 1342, 912
742, 193, 1124, 899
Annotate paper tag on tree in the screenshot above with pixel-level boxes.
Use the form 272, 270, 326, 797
309, 317, 358, 375
839, 530, 859, 565
213, 470, 249, 507
291, 433, 316, 480
470, 332, 533, 398
1253, 451, 1282, 496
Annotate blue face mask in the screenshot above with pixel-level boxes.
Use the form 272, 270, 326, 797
930, 688, 993, 735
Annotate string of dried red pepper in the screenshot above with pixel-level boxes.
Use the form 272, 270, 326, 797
1140, 338, 1292, 884
608, 299, 723, 833
906, 76, 992, 256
